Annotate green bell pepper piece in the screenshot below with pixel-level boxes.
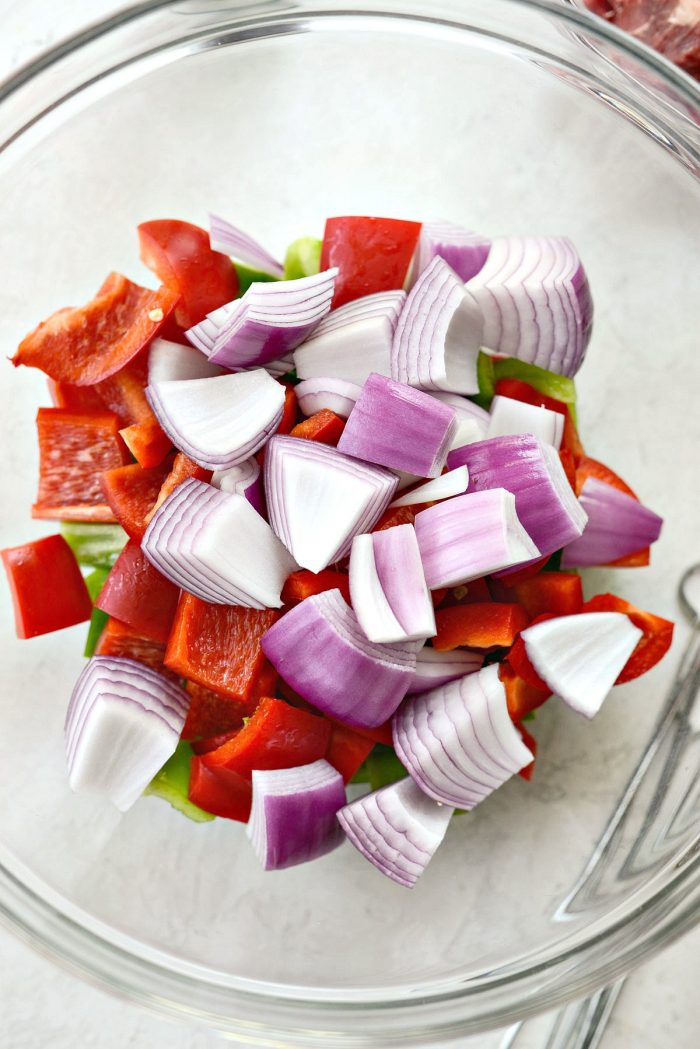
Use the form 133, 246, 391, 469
60, 522, 128, 569
83, 567, 110, 658
283, 236, 322, 281
474, 352, 578, 423
144, 742, 214, 823
352, 744, 408, 792
234, 261, 279, 297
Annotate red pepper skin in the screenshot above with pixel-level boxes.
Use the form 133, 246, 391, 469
372, 505, 428, 533
499, 662, 551, 722
289, 409, 345, 446
321, 216, 422, 309
188, 757, 252, 821
33, 409, 131, 522
191, 730, 241, 756
326, 723, 375, 783
94, 616, 178, 679
574, 457, 651, 566
440, 577, 493, 607
138, 220, 238, 328
494, 377, 584, 459
145, 452, 212, 525
119, 417, 173, 469
516, 722, 538, 781
13, 273, 178, 385
506, 613, 558, 691
276, 384, 298, 435
559, 448, 577, 491
181, 681, 247, 741
281, 569, 351, 606
606, 548, 651, 568
165, 594, 280, 705
582, 594, 674, 683
96, 540, 179, 644
1, 535, 92, 638
202, 696, 331, 775
100, 459, 172, 541
341, 720, 394, 747
512, 572, 583, 619
47, 379, 106, 416
433, 602, 529, 650
495, 557, 550, 589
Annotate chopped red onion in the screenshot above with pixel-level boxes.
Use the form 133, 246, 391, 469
261, 589, 416, 727
487, 394, 564, 449
337, 776, 453, 888
392, 664, 533, 808
337, 373, 457, 478
465, 236, 593, 377
350, 525, 436, 643
415, 488, 540, 589
560, 477, 663, 568
391, 256, 483, 395
147, 369, 284, 471
247, 760, 346, 870
264, 435, 398, 572
65, 656, 190, 811
209, 213, 284, 277
295, 377, 362, 419
294, 290, 405, 385
414, 220, 491, 284
407, 646, 484, 694
142, 477, 296, 608
431, 391, 490, 443
148, 337, 224, 384
448, 434, 587, 567
390, 466, 469, 508
522, 612, 643, 718
186, 300, 238, 357
261, 353, 295, 378
211, 457, 264, 517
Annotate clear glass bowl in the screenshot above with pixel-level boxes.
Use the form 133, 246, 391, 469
0, 2, 699, 1045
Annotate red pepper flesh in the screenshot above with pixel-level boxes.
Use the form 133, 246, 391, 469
96, 540, 179, 644
512, 572, 583, 619
582, 593, 674, 683
321, 216, 422, 309
326, 723, 375, 783
289, 409, 345, 446
433, 602, 529, 650
100, 459, 172, 541
281, 569, 351, 606
1, 535, 93, 638
181, 681, 248, 741
188, 757, 252, 821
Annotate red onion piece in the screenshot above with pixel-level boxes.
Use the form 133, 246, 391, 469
392, 664, 533, 808
407, 646, 484, 694
390, 466, 469, 508
148, 337, 224, 384
211, 457, 265, 517
415, 488, 540, 589
391, 256, 483, 395
185, 300, 237, 357
338, 372, 457, 479
247, 760, 346, 870
349, 525, 436, 643
295, 377, 362, 419
147, 369, 285, 471
487, 394, 564, 449
142, 477, 296, 608
264, 435, 398, 572
448, 434, 587, 567
65, 656, 190, 811
337, 776, 453, 888
294, 290, 405, 385
414, 220, 491, 284
465, 236, 593, 377
560, 477, 663, 568
261, 589, 416, 727
522, 612, 643, 718
430, 391, 490, 436
209, 213, 284, 277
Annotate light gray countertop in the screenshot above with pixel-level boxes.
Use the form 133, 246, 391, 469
1, 3, 698, 1047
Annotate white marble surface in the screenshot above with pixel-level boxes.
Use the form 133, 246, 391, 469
1, 2, 699, 1047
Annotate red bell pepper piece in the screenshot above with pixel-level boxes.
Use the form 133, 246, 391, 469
512, 572, 583, 619
321, 216, 422, 309
434, 603, 529, 650
188, 757, 252, 821
562, 411, 585, 460
119, 417, 173, 469
276, 677, 395, 747
606, 548, 651, 568
495, 557, 550, 590
342, 720, 394, 747
499, 662, 551, 722
250, 660, 279, 705
441, 577, 493, 606
582, 593, 674, 683
516, 722, 538, 781
494, 377, 584, 459
96, 540, 179, 644
165, 593, 280, 705
281, 569, 351, 606
181, 681, 248, 741
276, 384, 298, 435
94, 616, 177, 679
559, 448, 577, 491
50, 360, 156, 433
47, 379, 105, 415
191, 730, 241, 756
289, 409, 345, 446
203, 696, 331, 776
431, 587, 448, 608
1, 534, 93, 639
326, 723, 375, 783
506, 613, 557, 690
138, 219, 239, 328
145, 452, 212, 525
372, 505, 424, 532
574, 456, 637, 498
13, 272, 178, 385
100, 459, 172, 541
33, 409, 131, 522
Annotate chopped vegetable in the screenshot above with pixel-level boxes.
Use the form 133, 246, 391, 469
145, 451, 211, 524
389, 466, 469, 508
276, 384, 299, 435
288, 409, 345, 446
208, 214, 284, 277
188, 758, 252, 821
60, 521, 128, 568
211, 457, 264, 517
100, 459, 172, 542
582, 594, 674, 683
96, 540, 179, 644
83, 567, 110, 658
325, 723, 375, 783
487, 394, 564, 448
512, 571, 583, 619
281, 568, 351, 606
180, 681, 248, 741
352, 742, 409, 789
148, 337, 224, 384
295, 377, 361, 419
320, 216, 421, 308
144, 741, 215, 822
407, 646, 484, 694
433, 602, 529, 650
414, 220, 490, 283
94, 617, 173, 677
477, 355, 578, 416
561, 477, 662, 568
499, 663, 551, 722
283, 236, 323, 281
1, 535, 93, 639
119, 416, 173, 469
574, 455, 637, 498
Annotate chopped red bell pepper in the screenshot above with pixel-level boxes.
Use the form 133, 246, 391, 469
13, 272, 178, 385
145, 452, 212, 525
512, 572, 583, 619
100, 459, 172, 541
250, 660, 279, 705
559, 448, 577, 491
191, 730, 241, 756
562, 411, 585, 460
181, 681, 248, 741
506, 613, 557, 691
119, 417, 173, 469
202, 696, 331, 775
516, 722, 538, 781
95, 540, 179, 644
1, 534, 93, 639
320, 216, 422, 309
47, 379, 105, 415
431, 587, 448, 608
442, 577, 493, 606
94, 616, 177, 679
372, 505, 424, 532
582, 593, 674, 683
606, 548, 651, 568
499, 662, 551, 722
496, 557, 550, 589
289, 409, 345, 446
276, 678, 395, 747
33, 409, 131, 522
433, 603, 529, 651
49, 359, 155, 432
342, 719, 394, 747
494, 377, 584, 458
165, 593, 280, 705
281, 568, 351, 605
574, 456, 637, 499
138, 219, 239, 328
276, 384, 298, 435
326, 723, 375, 783
188, 757, 252, 821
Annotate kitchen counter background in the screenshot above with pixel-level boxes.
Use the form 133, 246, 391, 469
1, 2, 699, 1046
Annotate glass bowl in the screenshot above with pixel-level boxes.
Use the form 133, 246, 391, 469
0, 2, 699, 1045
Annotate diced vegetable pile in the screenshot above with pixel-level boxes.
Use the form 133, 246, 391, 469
2, 214, 675, 887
